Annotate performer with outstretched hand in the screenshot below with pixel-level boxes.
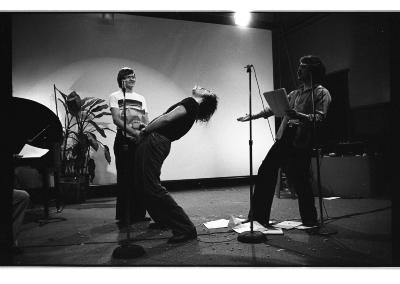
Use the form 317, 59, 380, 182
135, 85, 218, 243
237, 55, 331, 228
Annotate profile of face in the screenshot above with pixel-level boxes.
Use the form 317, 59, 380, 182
297, 63, 311, 82
192, 85, 212, 98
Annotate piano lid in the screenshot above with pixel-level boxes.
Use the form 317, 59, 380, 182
12, 97, 63, 154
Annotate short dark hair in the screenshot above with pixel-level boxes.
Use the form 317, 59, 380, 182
117, 67, 134, 88
197, 93, 218, 122
299, 55, 326, 83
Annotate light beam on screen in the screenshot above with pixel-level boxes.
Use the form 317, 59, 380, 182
234, 11, 252, 27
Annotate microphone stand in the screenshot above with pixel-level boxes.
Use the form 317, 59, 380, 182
112, 81, 145, 258
238, 65, 266, 243
310, 74, 336, 236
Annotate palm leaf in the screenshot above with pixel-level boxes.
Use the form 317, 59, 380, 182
93, 111, 112, 119
87, 98, 104, 111
102, 127, 116, 133
85, 99, 105, 117
86, 132, 99, 151
57, 98, 68, 113
103, 145, 111, 164
55, 86, 67, 101
81, 97, 97, 110
91, 104, 109, 113
88, 120, 106, 138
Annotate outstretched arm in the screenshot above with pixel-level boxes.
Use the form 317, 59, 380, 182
237, 107, 273, 122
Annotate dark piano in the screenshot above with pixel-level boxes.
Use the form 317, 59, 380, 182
13, 97, 64, 222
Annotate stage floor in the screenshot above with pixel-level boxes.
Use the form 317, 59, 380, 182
13, 186, 392, 266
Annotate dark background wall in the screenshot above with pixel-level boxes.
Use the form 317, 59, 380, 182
272, 13, 395, 195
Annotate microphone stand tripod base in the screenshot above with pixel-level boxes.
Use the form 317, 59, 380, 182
237, 230, 266, 243
112, 240, 145, 259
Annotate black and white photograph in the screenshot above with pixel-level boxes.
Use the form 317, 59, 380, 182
1, 2, 398, 281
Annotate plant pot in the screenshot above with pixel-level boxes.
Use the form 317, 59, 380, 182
59, 175, 89, 204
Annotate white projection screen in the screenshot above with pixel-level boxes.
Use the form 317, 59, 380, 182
12, 13, 275, 184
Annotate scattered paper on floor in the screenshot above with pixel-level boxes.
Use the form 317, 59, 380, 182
203, 219, 230, 229
273, 220, 302, 229
296, 224, 318, 230
323, 197, 341, 200
231, 216, 246, 225
263, 227, 283, 235
233, 221, 283, 235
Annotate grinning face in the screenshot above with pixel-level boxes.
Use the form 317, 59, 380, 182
123, 73, 136, 89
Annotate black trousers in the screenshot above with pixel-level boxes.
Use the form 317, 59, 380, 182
250, 126, 317, 226
135, 133, 195, 236
113, 130, 146, 223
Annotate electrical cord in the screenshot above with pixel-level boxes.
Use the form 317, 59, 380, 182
251, 65, 276, 142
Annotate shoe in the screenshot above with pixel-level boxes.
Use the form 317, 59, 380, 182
167, 230, 197, 244
148, 222, 168, 230
302, 221, 319, 228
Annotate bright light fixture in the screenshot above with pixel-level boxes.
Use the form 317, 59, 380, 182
234, 11, 251, 27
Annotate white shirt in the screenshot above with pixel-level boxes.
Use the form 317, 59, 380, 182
109, 89, 148, 130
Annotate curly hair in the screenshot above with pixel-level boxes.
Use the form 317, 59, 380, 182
117, 67, 135, 88
299, 55, 326, 84
196, 93, 218, 122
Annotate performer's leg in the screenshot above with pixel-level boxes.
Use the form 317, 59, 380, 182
136, 133, 195, 236
285, 149, 317, 226
13, 189, 30, 242
250, 141, 288, 225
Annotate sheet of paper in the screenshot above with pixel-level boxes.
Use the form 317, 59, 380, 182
233, 221, 266, 233
18, 144, 49, 158
263, 227, 284, 235
323, 197, 341, 200
273, 220, 302, 230
296, 225, 318, 230
263, 88, 289, 117
203, 219, 230, 229
233, 221, 283, 235
231, 216, 247, 225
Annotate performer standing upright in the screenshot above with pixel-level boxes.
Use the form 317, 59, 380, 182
109, 67, 150, 228
135, 85, 218, 243
237, 55, 331, 227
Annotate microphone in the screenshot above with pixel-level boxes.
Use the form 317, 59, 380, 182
244, 64, 254, 69
121, 79, 127, 91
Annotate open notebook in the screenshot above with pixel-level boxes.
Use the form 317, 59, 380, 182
263, 88, 289, 117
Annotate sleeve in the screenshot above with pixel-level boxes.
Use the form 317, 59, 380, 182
314, 88, 332, 123
108, 93, 119, 110
180, 97, 198, 117
141, 96, 149, 114
287, 90, 297, 108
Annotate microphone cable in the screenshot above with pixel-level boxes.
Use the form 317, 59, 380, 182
251, 65, 276, 142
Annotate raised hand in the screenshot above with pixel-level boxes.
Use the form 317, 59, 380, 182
237, 114, 250, 122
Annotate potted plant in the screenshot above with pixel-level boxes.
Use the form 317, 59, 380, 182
54, 85, 113, 203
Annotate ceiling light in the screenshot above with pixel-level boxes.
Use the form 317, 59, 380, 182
234, 11, 251, 27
